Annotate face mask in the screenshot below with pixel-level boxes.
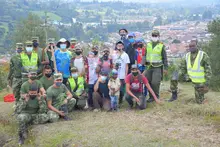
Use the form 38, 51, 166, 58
120, 34, 126, 38
45, 73, 52, 78
16, 49, 23, 53
132, 72, 138, 77
71, 45, 75, 49
72, 73, 78, 78
189, 47, 197, 53
33, 42, 39, 48
56, 82, 62, 87
93, 51, 98, 56
60, 44, 67, 49
101, 76, 107, 82
152, 37, 159, 42
29, 95, 37, 100
75, 51, 82, 55
30, 76, 37, 81
26, 47, 33, 52
129, 38, 135, 43
138, 44, 143, 48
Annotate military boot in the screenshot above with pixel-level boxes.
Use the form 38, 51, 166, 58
18, 132, 25, 145
168, 91, 177, 102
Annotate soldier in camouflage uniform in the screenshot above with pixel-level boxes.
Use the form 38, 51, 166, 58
47, 73, 76, 122
7, 43, 23, 105
16, 82, 49, 145
169, 40, 212, 104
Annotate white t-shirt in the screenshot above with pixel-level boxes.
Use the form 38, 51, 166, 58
112, 51, 130, 79
88, 57, 99, 84
74, 57, 84, 75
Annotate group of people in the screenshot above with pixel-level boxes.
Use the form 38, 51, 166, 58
7, 29, 212, 145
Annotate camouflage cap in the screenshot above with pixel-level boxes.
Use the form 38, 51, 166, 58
25, 41, 33, 46
70, 67, 78, 72
54, 73, 63, 80
29, 82, 39, 91
131, 64, 138, 69
70, 38, 77, 43
16, 43, 23, 48
32, 37, 39, 42
48, 38, 55, 44
152, 30, 160, 36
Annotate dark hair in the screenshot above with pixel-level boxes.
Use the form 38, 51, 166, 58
44, 65, 52, 70
29, 82, 39, 91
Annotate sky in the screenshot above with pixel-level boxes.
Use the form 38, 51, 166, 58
79, 0, 216, 3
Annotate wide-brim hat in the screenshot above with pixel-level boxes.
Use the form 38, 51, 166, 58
56, 38, 70, 48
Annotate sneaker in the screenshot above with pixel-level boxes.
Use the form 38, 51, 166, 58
93, 109, 101, 112
63, 116, 72, 121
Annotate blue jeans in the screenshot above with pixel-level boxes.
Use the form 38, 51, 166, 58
110, 96, 118, 110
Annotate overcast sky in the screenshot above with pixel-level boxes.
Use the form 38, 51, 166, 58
79, 0, 215, 3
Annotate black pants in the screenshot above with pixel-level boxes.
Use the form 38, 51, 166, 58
119, 79, 125, 105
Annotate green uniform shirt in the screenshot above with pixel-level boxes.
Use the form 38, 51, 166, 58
17, 96, 47, 114
46, 84, 68, 107
8, 54, 22, 79
20, 80, 43, 94
39, 76, 54, 90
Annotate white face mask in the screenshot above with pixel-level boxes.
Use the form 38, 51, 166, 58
26, 47, 33, 52
152, 37, 159, 42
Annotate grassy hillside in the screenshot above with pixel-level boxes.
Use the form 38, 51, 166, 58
31, 11, 62, 21
0, 82, 220, 147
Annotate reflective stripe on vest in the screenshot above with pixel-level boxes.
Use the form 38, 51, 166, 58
21, 52, 38, 71
68, 77, 84, 96
186, 51, 206, 83
146, 42, 163, 65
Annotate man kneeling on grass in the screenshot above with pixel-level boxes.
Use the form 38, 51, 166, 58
47, 73, 76, 122
125, 64, 160, 110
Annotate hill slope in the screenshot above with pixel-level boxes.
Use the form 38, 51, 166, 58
0, 82, 220, 147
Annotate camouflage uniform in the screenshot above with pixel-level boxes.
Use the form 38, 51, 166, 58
16, 95, 48, 141
7, 43, 23, 103
47, 93, 76, 122
47, 73, 76, 122
170, 50, 212, 103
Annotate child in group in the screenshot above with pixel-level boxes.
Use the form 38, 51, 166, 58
108, 69, 121, 111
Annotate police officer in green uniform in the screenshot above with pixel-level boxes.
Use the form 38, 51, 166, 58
7, 43, 23, 105
21, 41, 42, 83
32, 37, 49, 78
168, 40, 212, 104
66, 67, 87, 109
142, 30, 168, 103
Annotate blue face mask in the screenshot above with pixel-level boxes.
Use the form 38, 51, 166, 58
129, 38, 135, 43
26, 47, 33, 52
16, 49, 23, 54
56, 82, 62, 87
60, 44, 67, 49
72, 73, 78, 78
101, 76, 107, 82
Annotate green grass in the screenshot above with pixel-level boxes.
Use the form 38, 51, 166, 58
31, 11, 62, 21
1, 82, 220, 146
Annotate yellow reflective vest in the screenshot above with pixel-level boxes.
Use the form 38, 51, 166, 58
186, 51, 206, 83
146, 42, 163, 67
21, 52, 38, 71
68, 77, 85, 96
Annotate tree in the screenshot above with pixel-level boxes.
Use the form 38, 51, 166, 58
203, 19, 220, 91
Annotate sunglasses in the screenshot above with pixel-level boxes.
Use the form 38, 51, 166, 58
152, 35, 158, 37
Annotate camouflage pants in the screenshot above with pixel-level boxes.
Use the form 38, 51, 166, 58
48, 98, 76, 123
170, 80, 178, 92
17, 113, 49, 133
12, 78, 22, 103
